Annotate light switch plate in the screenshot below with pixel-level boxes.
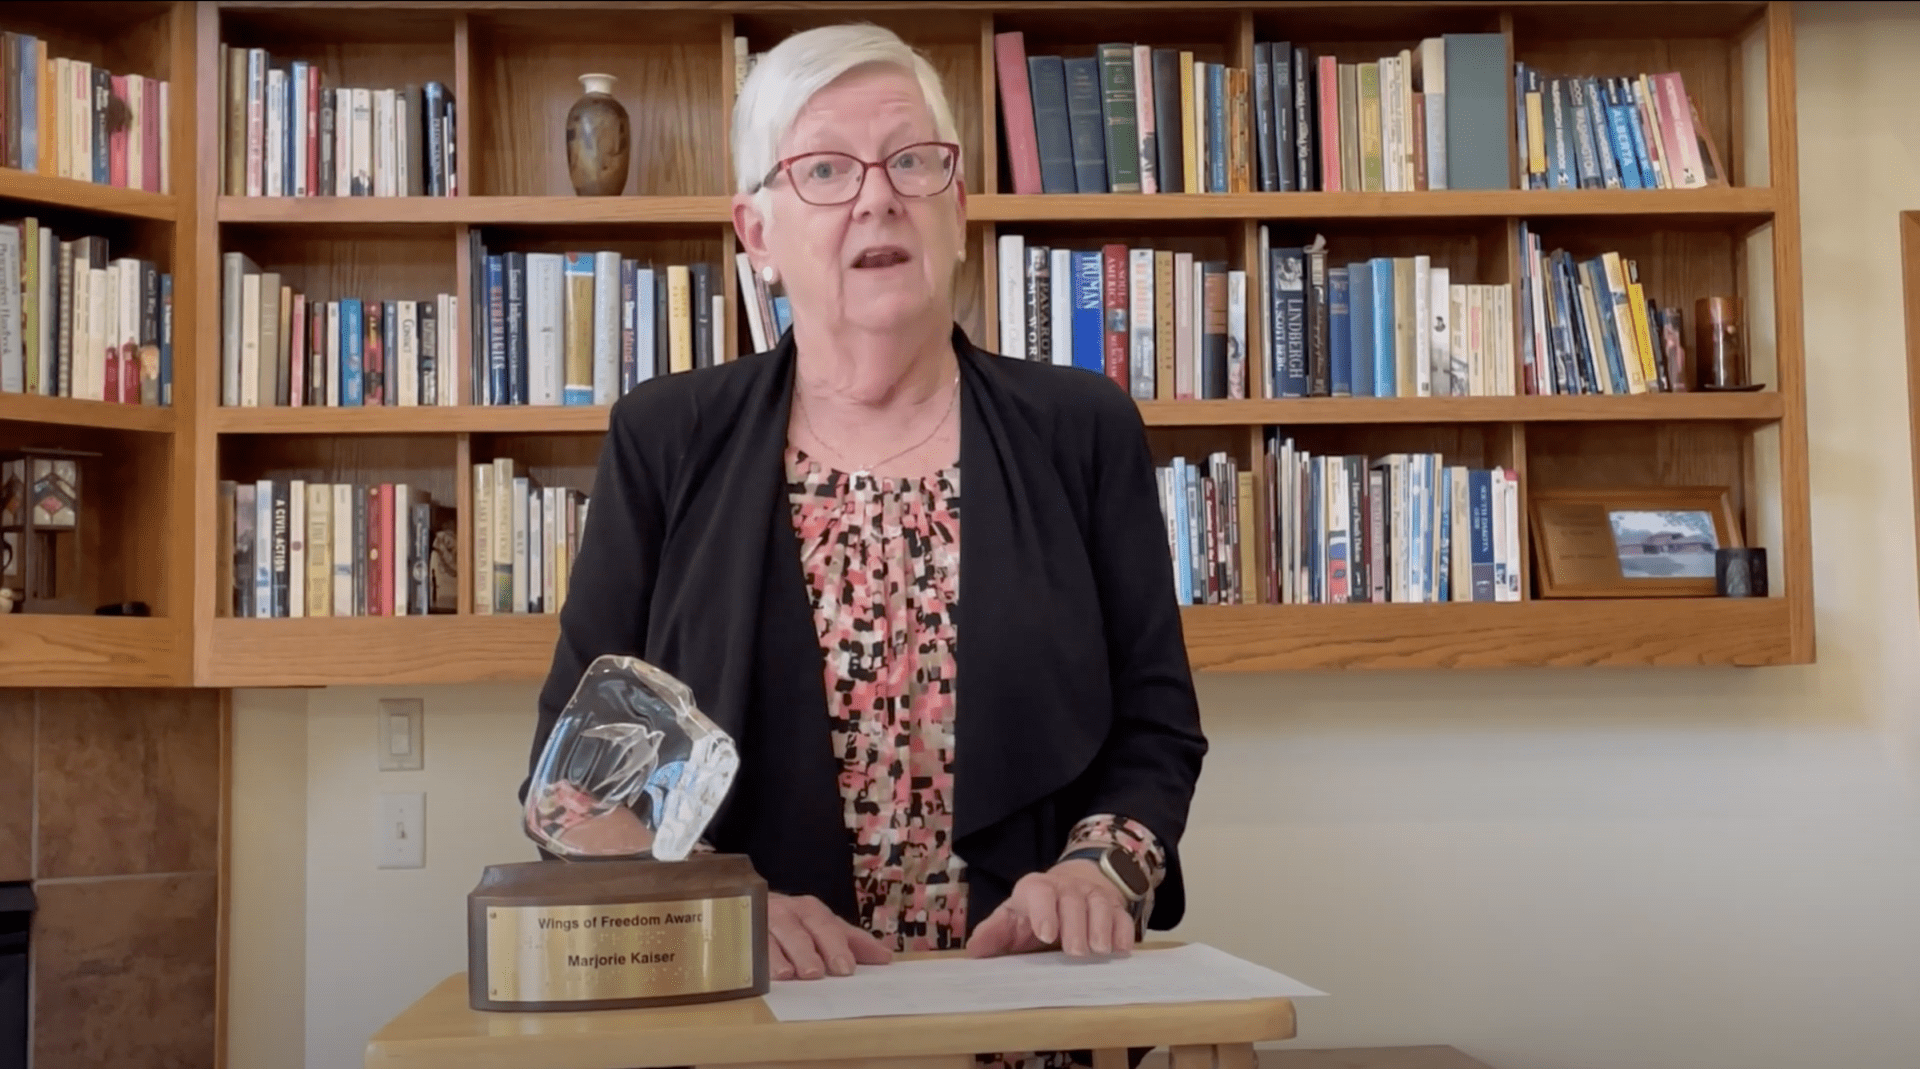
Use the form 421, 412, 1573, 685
378, 698, 424, 772
377, 791, 426, 869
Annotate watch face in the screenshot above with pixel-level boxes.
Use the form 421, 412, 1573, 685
1103, 848, 1151, 899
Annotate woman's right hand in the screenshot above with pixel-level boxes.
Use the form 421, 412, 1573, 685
768, 893, 892, 980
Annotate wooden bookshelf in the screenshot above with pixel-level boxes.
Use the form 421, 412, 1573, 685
184, 0, 1814, 684
0, 0, 196, 688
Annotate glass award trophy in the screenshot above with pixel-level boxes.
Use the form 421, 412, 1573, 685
468, 655, 769, 1012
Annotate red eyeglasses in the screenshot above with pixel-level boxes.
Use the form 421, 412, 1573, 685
761, 141, 961, 206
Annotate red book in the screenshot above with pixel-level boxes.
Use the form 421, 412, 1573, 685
1100, 243, 1129, 391
108, 75, 128, 188
143, 76, 163, 193
103, 336, 120, 403
993, 32, 1043, 195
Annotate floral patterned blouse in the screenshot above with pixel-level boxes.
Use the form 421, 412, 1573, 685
784, 444, 1167, 1069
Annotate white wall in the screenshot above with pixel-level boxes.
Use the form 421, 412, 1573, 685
228, 6, 1920, 1068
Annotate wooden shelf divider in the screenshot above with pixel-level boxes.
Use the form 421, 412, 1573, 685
0, 166, 179, 220
0, 392, 177, 433
212, 187, 1780, 227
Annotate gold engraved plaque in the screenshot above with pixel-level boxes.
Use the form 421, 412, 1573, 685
468, 855, 769, 1012
485, 896, 755, 1003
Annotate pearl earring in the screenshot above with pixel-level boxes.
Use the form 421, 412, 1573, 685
760, 264, 777, 284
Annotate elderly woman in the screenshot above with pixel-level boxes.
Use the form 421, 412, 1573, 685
528, 22, 1206, 1059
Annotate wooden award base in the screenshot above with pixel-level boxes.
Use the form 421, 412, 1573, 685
467, 853, 768, 1012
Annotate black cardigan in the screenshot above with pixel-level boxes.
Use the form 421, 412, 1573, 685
528, 325, 1208, 934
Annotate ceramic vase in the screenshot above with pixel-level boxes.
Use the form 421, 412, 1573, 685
566, 73, 630, 196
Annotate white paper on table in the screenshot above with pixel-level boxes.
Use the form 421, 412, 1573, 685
761, 943, 1327, 1023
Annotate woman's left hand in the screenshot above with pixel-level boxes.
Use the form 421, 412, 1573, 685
965, 859, 1134, 960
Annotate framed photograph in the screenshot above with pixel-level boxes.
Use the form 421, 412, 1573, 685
1529, 486, 1743, 598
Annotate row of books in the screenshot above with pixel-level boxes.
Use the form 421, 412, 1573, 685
0, 30, 171, 192
992, 232, 1518, 402
466, 234, 722, 407
1158, 441, 1522, 607
1260, 232, 1516, 400
218, 479, 457, 619
0, 220, 174, 406
219, 253, 456, 408
1516, 66, 1721, 191
217, 45, 456, 197
1517, 225, 1684, 396
1261, 438, 1523, 605
992, 32, 1512, 195
473, 459, 590, 617
995, 235, 1246, 401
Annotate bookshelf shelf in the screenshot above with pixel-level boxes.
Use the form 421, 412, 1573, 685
1180, 597, 1795, 672
196, 594, 1795, 686
976, 188, 1779, 224
0, 615, 183, 688
213, 404, 611, 435
1140, 393, 1785, 427
0, 167, 178, 221
215, 195, 733, 226
206, 392, 1784, 437
0, 392, 176, 433
203, 614, 561, 687
210, 189, 1781, 227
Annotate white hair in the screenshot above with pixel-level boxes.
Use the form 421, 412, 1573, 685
731, 23, 962, 198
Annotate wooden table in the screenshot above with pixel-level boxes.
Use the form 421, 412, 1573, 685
364, 946, 1297, 1069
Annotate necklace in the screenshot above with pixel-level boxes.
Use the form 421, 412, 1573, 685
796, 371, 961, 478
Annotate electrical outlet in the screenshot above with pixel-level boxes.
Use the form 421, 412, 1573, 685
377, 791, 426, 869
378, 698, 424, 772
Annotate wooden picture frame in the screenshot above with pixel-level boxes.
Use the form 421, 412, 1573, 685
1529, 486, 1744, 598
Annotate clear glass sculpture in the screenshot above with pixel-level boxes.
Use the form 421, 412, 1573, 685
523, 654, 738, 862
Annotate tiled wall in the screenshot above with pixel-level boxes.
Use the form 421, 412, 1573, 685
0, 689, 222, 1069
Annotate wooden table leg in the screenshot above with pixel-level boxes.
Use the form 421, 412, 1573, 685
1091, 1050, 1131, 1069
1169, 1046, 1215, 1069
1213, 1043, 1257, 1069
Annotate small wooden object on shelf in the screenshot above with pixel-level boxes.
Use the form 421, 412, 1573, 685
0, 446, 96, 614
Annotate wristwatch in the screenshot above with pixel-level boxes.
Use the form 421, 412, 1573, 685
1059, 844, 1153, 928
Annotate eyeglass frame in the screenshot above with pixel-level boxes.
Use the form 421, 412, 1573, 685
757, 140, 963, 206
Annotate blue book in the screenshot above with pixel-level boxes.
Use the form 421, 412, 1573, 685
1328, 267, 1352, 397
485, 254, 508, 404
1071, 251, 1104, 374
341, 298, 364, 406
1469, 468, 1495, 601
1349, 260, 1373, 397
1369, 258, 1396, 397
1170, 458, 1191, 605
1437, 466, 1452, 602
18, 37, 36, 174
1622, 79, 1657, 188
1597, 85, 1643, 190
